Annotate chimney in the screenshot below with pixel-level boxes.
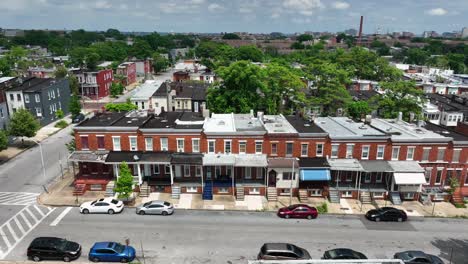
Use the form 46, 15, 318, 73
257, 111, 264, 122
397, 112, 403, 122
364, 114, 372, 124
409, 112, 415, 122
250, 109, 254, 117
202, 104, 210, 118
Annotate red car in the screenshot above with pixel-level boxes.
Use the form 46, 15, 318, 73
277, 204, 318, 219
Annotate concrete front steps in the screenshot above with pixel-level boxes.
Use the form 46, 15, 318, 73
452, 191, 464, 207
329, 190, 340, 203
267, 187, 277, 201
236, 185, 244, 201
299, 189, 308, 202
360, 191, 372, 204
172, 185, 181, 199
140, 182, 150, 197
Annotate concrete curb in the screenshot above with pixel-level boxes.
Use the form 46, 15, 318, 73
0, 145, 32, 165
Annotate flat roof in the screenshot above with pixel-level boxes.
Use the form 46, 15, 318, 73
369, 119, 450, 142
426, 93, 468, 112
262, 114, 297, 134
315, 117, 387, 140
233, 114, 265, 132
131, 81, 163, 101
76, 111, 151, 128
7, 77, 64, 92
285, 115, 326, 135
203, 113, 236, 133
141, 111, 204, 130
423, 122, 468, 143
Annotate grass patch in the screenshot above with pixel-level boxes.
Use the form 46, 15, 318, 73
317, 202, 328, 214
54, 120, 69, 129
455, 203, 467, 209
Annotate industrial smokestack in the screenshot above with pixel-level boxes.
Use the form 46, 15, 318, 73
358, 16, 364, 46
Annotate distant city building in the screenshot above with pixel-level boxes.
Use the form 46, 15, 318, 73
28, 66, 56, 79
344, 28, 358, 36
423, 31, 438, 38
462, 27, 468, 38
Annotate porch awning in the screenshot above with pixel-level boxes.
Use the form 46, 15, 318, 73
171, 153, 203, 165
360, 160, 393, 172
300, 169, 331, 181
105, 151, 172, 164
69, 151, 108, 163
234, 154, 268, 167
203, 154, 236, 166
393, 173, 427, 185
327, 158, 364, 171
388, 161, 424, 173
268, 158, 299, 168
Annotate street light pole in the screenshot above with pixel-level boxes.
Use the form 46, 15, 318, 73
289, 158, 298, 206
31, 139, 49, 193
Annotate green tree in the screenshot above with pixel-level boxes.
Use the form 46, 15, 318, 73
69, 47, 88, 67
68, 74, 80, 95
236, 45, 263, 62
0, 58, 11, 76
296, 34, 313, 42
0, 130, 7, 152
447, 53, 466, 74
65, 138, 76, 153
114, 162, 134, 199
69, 94, 82, 117
129, 39, 152, 59
85, 52, 100, 71
152, 53, 170, 73
55, 109, 64, 119
105, 102, 137, 112
404, 48, 429, 65
7, 46, 28, 63
373, 81, 425, 120
347, 101, 371, 120
8, 109, 40, 145
110, 83, 124, 98
207, 61, 265, 113
222, 33, 241, 40
291, 42, 305, 49
54, 66, 68, 78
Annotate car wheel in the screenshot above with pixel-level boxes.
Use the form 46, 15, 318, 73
375, 217, 380, 222
32, 255, 41, 262
139, 210, 145, 215
108, 209, 114, 215
397, 217, 403, 222
63, 256, 71, 262
307, 215, 313, 220
120, 258, 128, 263
82, 209, 89, 214
162, 211, 168, 216
91, 257, 100, 262
285, 214, 290, 219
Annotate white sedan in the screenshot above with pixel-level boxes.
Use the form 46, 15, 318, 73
80, 198, 124, 214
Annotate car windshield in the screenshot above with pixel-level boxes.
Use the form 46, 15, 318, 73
143, 202, 152, 207
91, 201, 97, 205
287, 205, 298, 210
112, 243, 125, 253
164, 202, 171, 206
288, 244, 303, 257
54, 239, 69, 251
111, 199, 119, 204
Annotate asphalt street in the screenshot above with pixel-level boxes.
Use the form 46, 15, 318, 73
3, 208, 468, 264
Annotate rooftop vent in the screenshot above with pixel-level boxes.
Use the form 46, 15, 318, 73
161, 120, 168, 123
359, 125, 367, 130
127, 121, 132, 124
415, 128, 425, 134
304, 123, 311, 127
274, 124, 282, 128
218, 120, 225, 126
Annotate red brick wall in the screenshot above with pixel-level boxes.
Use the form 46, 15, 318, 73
96, 69, 113, 98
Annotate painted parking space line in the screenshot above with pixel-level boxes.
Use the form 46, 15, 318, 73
0, 192, 39, 206
50, 207, 72, 227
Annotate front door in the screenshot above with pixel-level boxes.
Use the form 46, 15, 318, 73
268, 170, 277, 187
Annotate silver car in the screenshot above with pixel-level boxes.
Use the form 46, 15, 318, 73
136, 200, 174, 215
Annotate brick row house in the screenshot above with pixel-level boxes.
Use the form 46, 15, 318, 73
75, 69, 113, 100
116, 62, 137, 86
70, 110, 468, 204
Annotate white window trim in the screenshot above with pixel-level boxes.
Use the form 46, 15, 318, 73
195, 166, 202, 177
145, 137, 153, 151
250, 187, 260, 195
187, 186, 198, 193
391, 146, 400, 161
376, 173, 383, 183
80, 135, 89, 150
316, 142, 324, 157
422, 147, 431, 161
112, 136, 121, 151
406, 147, 415, 160
286, 141, 294, 157
160, 138, 168, 151
255, 140, 263, 154
239, 140, 247, 154
346, 144, 354, 159
331, 144, 339, 159
184, 165, 191, 177
452, 148, 461, 163
129, 136, 138, 151
176, 138, 185, 152
361, 145, 370, 160
208, 140, 216, 154
192, 138, 200, 153
435, 168, 444, 185
376, 145, 385, 160
165, 165, 171, 174
437, 147, 446, 161
153, 165, 160, 174
364, 173, 371, 183
224, 140, 232, 154
270, 142, 278, 156
245, 167, 252, 179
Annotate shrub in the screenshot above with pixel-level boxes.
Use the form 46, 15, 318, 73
317, 202, 328, 214
55, 109, 64, 119
54, 120, 68, 129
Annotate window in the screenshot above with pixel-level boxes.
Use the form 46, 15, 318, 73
346, 173, 353, 182
226, 166, 232, 177
80, 136, 89, 150
422, 148, 430, 161
17, 93, 21, 101
392, 146, 400, 160
331, 144, 339, 158
316, 143, 324, 157
245, 167, 252, 179
445, 170, 454, 187
218, 187, 229, 193
9, 94, 13, 101
424, 169, 432, 184
406, 147, 415, 160
0, 108, 3, 118
403, 193, 415, 200
51, 90, 55, 99
465, 171, 468, 186
282, 172, 294, 180
364, 173, 371, 183
165, 165, 171, 174
249, 188, 260, 194
377, 145, 385, 159
435, 169, 443, 185
112, 137, 121, 151
192, 138, 200, 153
373, 192, 384, 198
206, 166, 212, 179
376, 173, 383, 183
57, 88, 60, 97
239, 141, 246, 154
35, 107, 42, 117
184, 165, 191, 177
153, 165, 160, 174
255, 141, 263, 154
177, 139, 184, 152
215, 166, 221, 177
452, 149, 461, 163
437, 148, 445, 161
187, 186, 198, 193
97, 136, 105, 149
286, 142, 294, 156
35, 94, 40, 102
160, 138, 168, 151
342, 191, 352, 198
224, 140, 232, 154
196, 166, 202, 177
208, 140, 215, 153
129, 137, 137, 151
271, 143, 278, 155
145, 138, 153, 151
310, 189, 322, 196
346, 144, 354, 158
361, 146, 370, 159
256, 168, 263, 179
24, 94, 30, 103
58, 102, 61, 109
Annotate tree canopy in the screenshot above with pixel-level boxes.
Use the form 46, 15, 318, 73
8, 109, 40, 139
105, 102, 138, 112
114, 162, 134, 199
222, 33, 241, 40
69, 94, 82, 117
0, 130, 7, 152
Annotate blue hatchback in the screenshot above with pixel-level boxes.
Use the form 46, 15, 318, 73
89, 242, 136, 263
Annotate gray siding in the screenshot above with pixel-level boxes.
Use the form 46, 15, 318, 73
0, 102, 8, 130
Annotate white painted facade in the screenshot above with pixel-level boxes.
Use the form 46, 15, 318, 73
5, 90, 25, 115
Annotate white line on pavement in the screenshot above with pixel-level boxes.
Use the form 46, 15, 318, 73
5, 223, 18, 241
33, 205, 45, 217
50, 207, 72, 227
24, 208, 39, 223
13, 218, 25, 235
19, 213, 32, 229
0, 229, 11, 248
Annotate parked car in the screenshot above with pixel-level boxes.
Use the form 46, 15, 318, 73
365, 207, 407, 222
136, 200, 174, 215
80, 198, 124, 214
394, 251, 444, 264
27, 237, 81, 262
257, 243, 312, 260
72, 113, 85, 124
89, 242, 136, 263
277, 204, 318, 219
323, 248, 367, 260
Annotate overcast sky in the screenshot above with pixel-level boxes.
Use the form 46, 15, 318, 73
0, 0, 466, 34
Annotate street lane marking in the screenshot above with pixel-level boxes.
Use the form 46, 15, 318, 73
0, 192, 39, 206
50, 207, 72, 227
24, 208, 39, 223
33, 205, 45, 217
0, 229, 11, 248
19, 213, 32, 229
5, 223, 18, 241
13, 218, 25, 234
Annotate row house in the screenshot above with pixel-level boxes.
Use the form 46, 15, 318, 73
129, 59, 152, 78
75, 69, 113, 100
151, 82, 208, 114
69, 110, 468, 204
28, 67, 56, 79
0, 77, 17, 130
5, 77, 70, 126
423, 94, 468, 127
116, 62, 137, 86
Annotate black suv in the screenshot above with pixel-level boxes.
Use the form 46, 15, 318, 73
27, 237, 81, 262
257, 243, 312, 260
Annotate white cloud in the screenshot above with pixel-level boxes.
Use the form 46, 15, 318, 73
190, 0, 205, 4
95, 0, 111, 10
208, 3, 224, 12
332, 1, 350, 10
283, 0, 324, 16
239, 7, 253, 13
425, 8, 448, 16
